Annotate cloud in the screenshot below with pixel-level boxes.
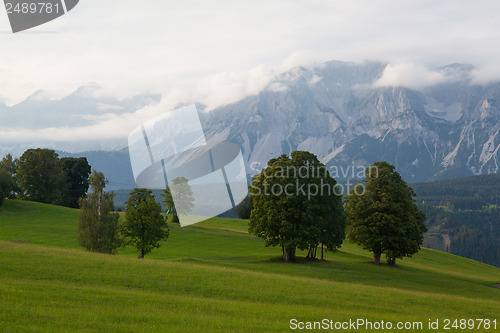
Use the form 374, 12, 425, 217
2, 0, 500, 151
374, 62, 500, 90
0, 62, 284, 145
373, 63, 451, 90
164, 64, 279, 111
0, 99, 163, 144
1, 0, 500, 105
470, 63, 500, 85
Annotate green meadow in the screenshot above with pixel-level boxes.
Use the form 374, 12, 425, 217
0, 199, 499, 332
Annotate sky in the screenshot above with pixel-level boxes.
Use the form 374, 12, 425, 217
1, 0, 500, 151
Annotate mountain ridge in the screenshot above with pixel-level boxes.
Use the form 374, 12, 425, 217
202, 61, 500, 182
3, 61, 500, 184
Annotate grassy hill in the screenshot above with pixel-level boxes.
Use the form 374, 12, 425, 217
0, 199, 499, 332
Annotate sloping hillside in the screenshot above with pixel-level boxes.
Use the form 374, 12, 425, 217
0, 200, 499, 332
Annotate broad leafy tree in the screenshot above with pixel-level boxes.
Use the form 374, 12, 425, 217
123, 189, 169, 258
162, 177, 194, 223
236, 195, 253, 219
78, 171, 121, 253
60, 157, 91, 208
162, 185, 178, 223
249, 151, 346, 261
0, 154, 17, 175
344, 161, 427, 265
0, 154, 19, 199
0, 168, 13, 207
16, 149, 62, 203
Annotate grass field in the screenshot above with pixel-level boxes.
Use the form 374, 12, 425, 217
0, 199, 499, 332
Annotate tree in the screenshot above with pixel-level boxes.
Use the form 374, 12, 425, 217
78, 171, 121, 253
0, 154, 19, 199
16, 149, 62, 203
162, 185, 178, 223
249, 151, 346, 262
162, 177, 194, 223
60, 157, 91, 208
236, 195, 253, 219
123, 189, 169, 258
344, 161, 427, 265
0, 154, 17, 175
0, 168, 14, 207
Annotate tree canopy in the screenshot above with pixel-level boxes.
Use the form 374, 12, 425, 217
344, 161, 427, 265
0, 154, 18, 199
236, 195, 253, 219
60, 157, 91, 208
249, 151, 345, 261
123, 189, 169, 258
0, 168, 13, 207
16, 149, 62, 204
162, 176, 194, 223
78, 171, 121, 254
9, 150, 91, 207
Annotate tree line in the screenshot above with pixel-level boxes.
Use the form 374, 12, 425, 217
78, 173, 193, 258
414, 174, 500, 267
420, 203, 500, 267
0, 149, 91, 208
247, 151, 427, 265
77, 170, 170, 258
412, 173, 500, 207
1, 148, 428, 265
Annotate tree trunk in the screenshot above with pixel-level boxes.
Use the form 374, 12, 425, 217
373, 251, 381, 265
388, 257, 396, 266
139, 249, 144, 259
321, 244, 324, 260
283, 246, 296, 262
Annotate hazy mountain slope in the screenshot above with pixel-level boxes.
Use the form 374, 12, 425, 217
4, 61, 500, 185
204, 61, 500, 182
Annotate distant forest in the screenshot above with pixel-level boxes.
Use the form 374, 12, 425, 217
412, 174, 500, 267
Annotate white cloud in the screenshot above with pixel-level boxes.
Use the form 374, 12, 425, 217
308, 74, 322, 86
374, 62, 500, 90
1, 0, 500, 150
373, 63, 449, 90
165, 64, 279, 111
471, 63, 500, 85
0, 99, 163, 144
1, 0, 500, 104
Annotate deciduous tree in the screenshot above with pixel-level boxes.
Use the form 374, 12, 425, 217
162, 177, 194, 223
0, 168, 13, 207
123, 189, 169, 258
0, 154, 18, 199
78, 171, 121, 253
236, 195, 253, 219
16, 149, 62, 203
60, 157, 91, 208
249, 151, 345, 261
344, 161, 427, 265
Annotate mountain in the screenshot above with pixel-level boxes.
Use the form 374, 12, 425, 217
4, 61, 500, 186
203, 61, 500, 182
0, 84, 161, 157
0, 83, 160, 130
